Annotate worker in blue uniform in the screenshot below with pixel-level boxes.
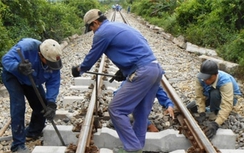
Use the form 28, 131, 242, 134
71, 9, 163, 153
148, 85, 175, 131
1, 38, 62, 153
113, 82, 175, 132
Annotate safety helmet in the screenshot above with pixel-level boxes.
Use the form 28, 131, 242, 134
40, 39, 62, 70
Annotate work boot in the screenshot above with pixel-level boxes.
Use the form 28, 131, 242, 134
13, 147, 31, 153
186, 101, 198, 113
26, 132, 43, 141
147, 123, 159, 132
25, 126, 43, 141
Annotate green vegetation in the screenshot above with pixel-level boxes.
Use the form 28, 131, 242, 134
0, 0, 100, 82
1, 0, 244, 81
130, 0, 244, 78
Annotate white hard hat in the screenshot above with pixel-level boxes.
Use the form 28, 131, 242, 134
40, 39, 62, 70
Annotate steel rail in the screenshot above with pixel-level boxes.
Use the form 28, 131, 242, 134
161, 75, 217, 153
118, 11, 129, 25
75, 55, 107, 153
76, 11, 118, 153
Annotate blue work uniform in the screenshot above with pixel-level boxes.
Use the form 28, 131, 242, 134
1, 38, 61, 152
79, 20, 163, 151
114, 83, 174, 126
147, 85, 174, 125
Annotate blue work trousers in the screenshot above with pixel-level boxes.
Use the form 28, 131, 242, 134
108, 62, 162, 151
206, 88, 221, 113
2, 70, 46, 151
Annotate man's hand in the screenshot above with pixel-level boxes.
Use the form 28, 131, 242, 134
113, 70, 126, 82
164, 106, 175, 119
195, 112, 206, 123
204, 121, 219, 139
43, 102, 57, 121
71, 66, 80, 77
18, 59, 33, 75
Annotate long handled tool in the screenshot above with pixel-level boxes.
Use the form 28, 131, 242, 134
85, 71, 115, 78
17, 48, 65, 146
85, 71, 116, 83
0, 118, 11, 137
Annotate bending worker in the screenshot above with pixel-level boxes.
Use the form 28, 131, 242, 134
1, 38, 62, 153
72, 9, 162, 153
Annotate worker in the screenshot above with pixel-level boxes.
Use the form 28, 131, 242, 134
71, 9, 162, 153
187, 59, 242, 139
113, 81, 175, 132
1, 38, 62, 152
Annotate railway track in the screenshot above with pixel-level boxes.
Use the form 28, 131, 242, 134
62, 10, 220, 153
0, 9, 244, 153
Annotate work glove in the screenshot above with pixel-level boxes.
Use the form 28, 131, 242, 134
186, 100, 198, 113
203, 121, 219, 139
43, 102, 57, 121
112, 70, 126, 82
195, 112, 206, 124
18, 59, 33, 75
71, 66, 80, 77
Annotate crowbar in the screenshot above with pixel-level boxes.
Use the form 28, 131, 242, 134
85, 71, 116, 83
17, 48, 65, 146
85, 71, 115, 77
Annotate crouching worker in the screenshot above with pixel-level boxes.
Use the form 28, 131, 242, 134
187, 60, 242, 139
1, 38, 62, 152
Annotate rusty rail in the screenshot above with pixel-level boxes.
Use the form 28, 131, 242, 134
161, 75, 218, 153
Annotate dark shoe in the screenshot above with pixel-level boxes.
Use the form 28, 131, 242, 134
25, 126, 43, 141
26, 132, 43, 141
12, 146, 30, 153
186, 101, 198, 113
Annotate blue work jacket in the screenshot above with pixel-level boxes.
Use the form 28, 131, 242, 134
1, 38, 61, 102
200, 70, 241, 98
80, 20, 156, 77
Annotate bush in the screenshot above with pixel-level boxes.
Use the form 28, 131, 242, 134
0, 0, 100, 83
220, 30, 244, 66
39, 3, 82, 41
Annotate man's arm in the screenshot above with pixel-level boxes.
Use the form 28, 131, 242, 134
215, 83, 233, 125
156, 86, 174, 108
195, 78, 206, 113
156, 86, 174, 119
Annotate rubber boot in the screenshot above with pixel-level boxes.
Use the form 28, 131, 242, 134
147, 124, 159, 132
186, 101, 198, 113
